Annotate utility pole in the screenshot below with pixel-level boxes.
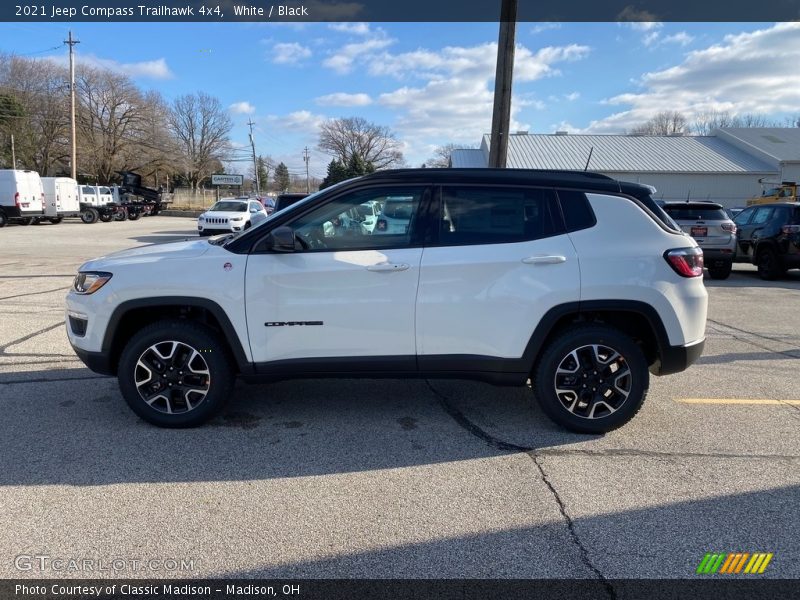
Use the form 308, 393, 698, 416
302, 147, 310, 193
10, 134, 15, 169
64, 31, 79, 180
247, 118, 259, 194
488, 0, 517, 169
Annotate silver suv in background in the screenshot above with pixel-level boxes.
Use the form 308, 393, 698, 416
662, 202, 737, 279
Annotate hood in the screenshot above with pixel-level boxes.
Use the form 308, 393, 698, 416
79, 239, 213, 270
201, 210, 247, 219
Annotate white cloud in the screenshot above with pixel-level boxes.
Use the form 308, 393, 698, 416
375, 41, 589, 156
272, 42, 312, 65
46, 54, 173, 79
267, 110, 327, 133
229, 101, 255, 115
328, 22, 371, 35
565, 92, 580, 101
315, 92, 372, 107
661, 32, 694, 46
627, 22, 662, 32
322, 33, 394, 74
584, 23, 800, 133
531, 23, 561, 34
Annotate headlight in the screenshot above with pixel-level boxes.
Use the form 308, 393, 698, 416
198, 216, 205, 222
73, 272, 112, 295
231, 216, 244, 221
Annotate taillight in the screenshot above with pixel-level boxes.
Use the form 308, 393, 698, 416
781, 225, 800, 235
665, 247, 704, 278
721, 222, 736, 234
14, 192, 19, 208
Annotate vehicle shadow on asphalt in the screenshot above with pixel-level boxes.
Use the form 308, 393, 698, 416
0, 368, 597, 486
706, 270, 800, 290
218, 483, 800, 578
125, 234, 198, 244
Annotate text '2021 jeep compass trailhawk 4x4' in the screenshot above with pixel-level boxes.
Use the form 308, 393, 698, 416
66, 169, 707, 434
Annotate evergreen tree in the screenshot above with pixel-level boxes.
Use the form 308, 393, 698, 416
274, 162, 290, 192
320, 159, 348, 189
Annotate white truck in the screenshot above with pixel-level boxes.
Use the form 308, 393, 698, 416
40, 177, 81, 224
77, 184, 123, 223
0, 169, 44, 227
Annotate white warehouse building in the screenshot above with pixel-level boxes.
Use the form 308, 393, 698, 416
450, 128, 800, 208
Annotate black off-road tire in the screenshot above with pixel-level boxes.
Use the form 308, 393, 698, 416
117, 320, 234, 428
0, 210, 7, 228
707, 261, 732, 280
80, 207, 99, 224
532, 324, 649, 434
756, 247, 784, 280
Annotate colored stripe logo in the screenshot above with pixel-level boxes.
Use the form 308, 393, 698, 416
696, 552, 773, 574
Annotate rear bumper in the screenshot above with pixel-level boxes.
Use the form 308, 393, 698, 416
652, 337, 705, 376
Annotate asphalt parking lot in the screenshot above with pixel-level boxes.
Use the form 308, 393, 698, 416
0, 217, 798, 581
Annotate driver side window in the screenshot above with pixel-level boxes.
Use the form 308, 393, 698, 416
288, 187, 425, 251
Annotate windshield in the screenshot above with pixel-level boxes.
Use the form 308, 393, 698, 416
663, 206, 728, 221
210, 201, 247, 212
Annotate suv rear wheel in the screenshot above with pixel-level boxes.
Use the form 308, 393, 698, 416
532, 325, 649, 434
756, 247, 784, 280
118, 320, 234, 427
707, 261, 732, 280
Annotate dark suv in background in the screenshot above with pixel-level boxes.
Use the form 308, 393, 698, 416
733, 202, 800, 279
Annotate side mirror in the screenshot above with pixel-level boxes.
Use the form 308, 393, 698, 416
268, 226, 296, 252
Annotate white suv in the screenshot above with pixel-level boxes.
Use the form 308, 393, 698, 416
197, 199, 267, 236
66, 169, 707, 433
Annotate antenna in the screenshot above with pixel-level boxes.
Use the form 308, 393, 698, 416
584, 147, 594, 171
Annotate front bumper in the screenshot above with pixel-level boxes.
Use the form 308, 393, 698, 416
71, 342, 115, 376
652, 337, 705, 376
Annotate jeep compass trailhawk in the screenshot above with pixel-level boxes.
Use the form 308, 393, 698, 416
66, 169, 707, 433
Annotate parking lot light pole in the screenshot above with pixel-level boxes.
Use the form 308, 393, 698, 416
488, 0, 517, 169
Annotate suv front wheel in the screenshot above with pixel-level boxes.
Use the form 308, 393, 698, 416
532, 325, 649, 434
118, 320, 234, 427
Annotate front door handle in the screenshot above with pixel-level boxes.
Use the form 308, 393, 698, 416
522, 255, 567, 265
366, 263, 410, 272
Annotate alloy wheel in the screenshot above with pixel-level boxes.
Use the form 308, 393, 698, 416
134, 340, 211, 414
553, 344, 632, 419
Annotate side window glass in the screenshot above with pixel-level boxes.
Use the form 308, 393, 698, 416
734, 208, 753, 226
288, 187, 424, 251
752, 207, 773, 225
439, 187, 558, 245
556, 190, 596, 232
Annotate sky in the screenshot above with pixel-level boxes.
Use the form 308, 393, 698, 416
1, 21, 799, 178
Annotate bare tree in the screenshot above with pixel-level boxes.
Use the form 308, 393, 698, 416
76, 66, 146, 183
128, 90, 181, 187
0, 55, 70, 174
692, 110, 735, 135
425, 143, 475, 168
168, 92, 232, 191
318, 116, 404, 169
630, 111, 688, 136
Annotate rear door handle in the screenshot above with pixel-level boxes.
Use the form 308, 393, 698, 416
522, 255, 567, 265
366, 263, 410, 272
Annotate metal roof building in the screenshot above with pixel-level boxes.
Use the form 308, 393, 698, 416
715, 127, 800, 182
450, 131, 786, 206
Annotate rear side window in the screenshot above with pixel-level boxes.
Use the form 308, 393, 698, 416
555, 190, 596, 232
439, 186, 559, 246
663, 206, 728, 220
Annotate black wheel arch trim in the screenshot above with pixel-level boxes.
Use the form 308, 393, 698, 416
100, 296, 252, 375
521, 300, 696, 377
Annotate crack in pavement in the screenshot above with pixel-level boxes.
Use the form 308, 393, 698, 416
529, 453, 616, 600
0, 286, 68, 301
0, 321, 63, 355
425, 380, 614, 596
